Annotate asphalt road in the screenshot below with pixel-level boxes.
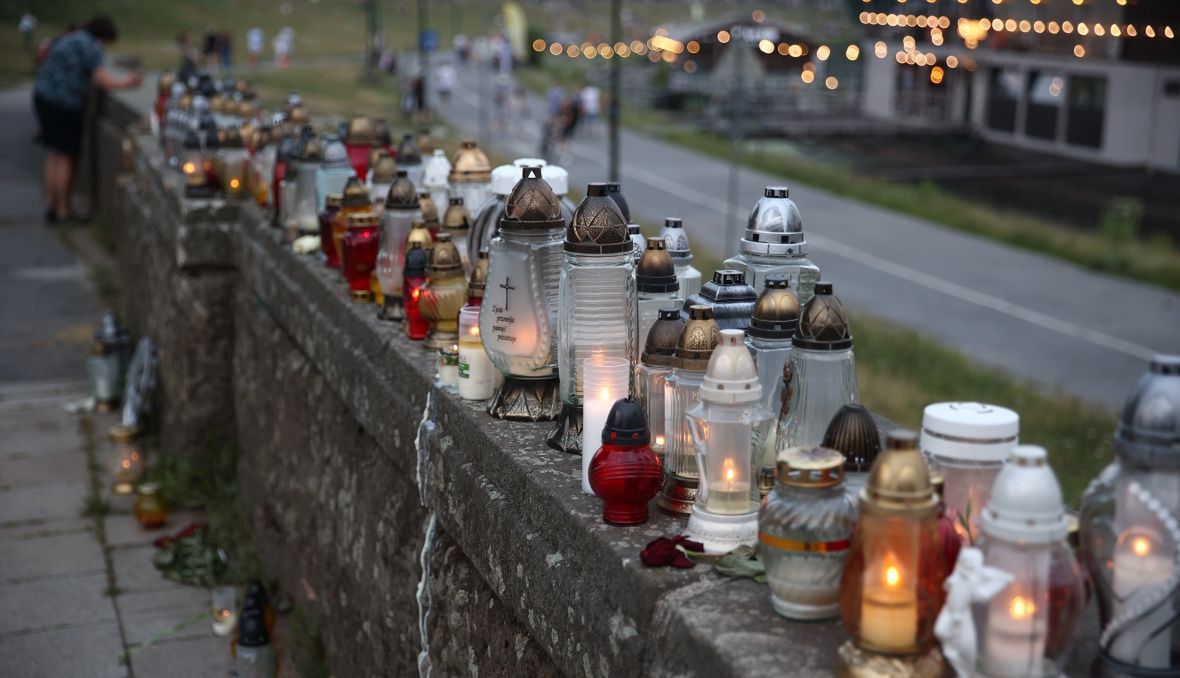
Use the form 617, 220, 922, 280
433, 58, 1179, 411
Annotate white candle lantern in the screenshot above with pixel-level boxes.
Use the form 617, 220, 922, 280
448, 140, 492, 222
314, 136, 356, 217
374, 170, 421, 322
582, 356, 632, 494
469, 163, 518, 259
723, 186, 821, 305
745, 274, 799, 495
87, 311, 130, 412
686, 329, 770, 552
458, 305, 495, 401
422, 148, 451, 211
638, 309, 685, 462
636, 237, 681, 355
659, 218, 702, 298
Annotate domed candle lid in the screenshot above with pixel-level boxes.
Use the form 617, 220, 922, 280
417, 191, 440, 226
700, 329, 761, 404
109, 423, 137, 444
921, 402, 1019, 463
861, 429, 938, 518
602, 396, 650, 446
396, 133, 422, 165
747, 274, 799, 340
636, 238, 678, 294
384, 170, 419, 209
822, 404, 881, 474
372, 118, 393, 148
500, 166, 564, 231
490, 164, 519, 196
370, 153, 398, 184
468, 251, 489, 299
158, 71, 175, 93
642, 309, 685, 368
345, 114, 373, 146
1115, 355, 1180, 468
422, 149, 451, 188
674, 305, 721, 372
404, 241, 428, 277
288, 104, 309, 125
540, 164, 569, 196
427, 233, 464, 279
566, 183, 629, 254
221, 127, 244, 149
792, 281, 852, 351
980, 445, 1068, 544
237, 610, 269, 648
325, 193, 343, 209
416, 127, 435, 155
777, 446, 846, 489
95, 311, 129, 347
443, 197, 471, 232
605, 182, 631, 222
406, 221, 434, 251
449, 140, 492, 183
685, 270, 757, 331
743, 186, 807, 256
659, 217, 693, 264
183, 129, 201, 151
341, 177, 371, 209
321, 135, 349, 167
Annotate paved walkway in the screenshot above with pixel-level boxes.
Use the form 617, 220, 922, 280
433, 58, 1180, 410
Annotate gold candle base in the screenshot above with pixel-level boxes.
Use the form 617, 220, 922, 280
836, 641, 945, 678
351, 290, 373, 303
112, 482, 136, 496
657, 473, 698, 515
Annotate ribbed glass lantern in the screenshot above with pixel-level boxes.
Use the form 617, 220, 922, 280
681, 270, 757, 331
550, 183, 637, 454
374, 170, 421, 322
636, 238, 681, 355
638, 309, 684, 462
723, 186, 821, 305
448, 140, 492, 222
314, 135, 356, 218
659, 218, 702, 298
745, 274, 799, 495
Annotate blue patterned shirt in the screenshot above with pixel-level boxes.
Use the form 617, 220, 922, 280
34, 31, 105, 110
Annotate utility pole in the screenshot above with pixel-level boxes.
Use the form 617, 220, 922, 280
608, 0, 622, 182
419, 0, 430, 112
363, 0, 379, 81
726, 31, 746, 246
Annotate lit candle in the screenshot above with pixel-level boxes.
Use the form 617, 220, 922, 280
438, 345, 460, 390
1110, 529, 1174, 668
860, 551, 919, 651
982, 587, 1048, 677
705, 458, 753, 515
654, 434, 666, 449
458, 306, 495, 400
582, 356, 631, 494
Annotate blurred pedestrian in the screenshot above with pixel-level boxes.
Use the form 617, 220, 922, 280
509, 85, 528, 141
19, 12, 37, 53
435, 62, 455, 108
33, 15, 141, 224
453, 34, 469, 64
273, 27, 293, 69
557, 93, 581, 161
579, 82, 600, 138
217, 30, 232, 72
176, 31, 198, 84
246, 27, 263, 68
202, 28, 217, 67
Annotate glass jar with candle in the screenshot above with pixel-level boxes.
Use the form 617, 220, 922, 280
458, 305, 495, 401
331, 178, 374, 275
318, 194, 342, 268
480, 167, 565, 421
343, 114, 374, 179
216, 128, 249, 200
87, 311, 130, 413
437, 344, 460, 392
134, 482, 169, 529
685, 329, 770, 552
367, 151, 397, 206
402, 243, 430, 340
248, 125, 276, 207
680, 270, 757, 331
589, 397, 663, 525
724, 186, 821, 305
422, 149, 451, 212
921, 402, 1020, 543
417, 190, 442, 235
838, 430, 946, 676
315, 136, 357, 218
581, 356, 632, 494
972, 445, 1085, 678
745, 274, 799, 495
181, 131, 214, 199
418, 234, 467, 350
659, 217, 702, 298
233, 611, 276, 678
442, 197, 472, 272
760, 446, 857, 620
658, 305, 721, 515
469, 164, 517, 259
375, 171, 421, 321
211, 585, 238, 637
821, 403, 882, 497
108, 424, 145, 496
340, 210, 381, 303
395, 133, 424, 187
638, 310, 685, 463
1079, 355, 1180, 676
448, 140, 492, 220
636, 238, 681, 355
552, 183, 637, 454
776, 281, 859, 452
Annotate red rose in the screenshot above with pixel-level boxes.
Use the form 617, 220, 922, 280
641, 535, 705, 569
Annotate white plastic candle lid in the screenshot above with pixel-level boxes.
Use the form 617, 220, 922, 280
490, 164, 518, 196
921, 402, 1019, 462
980, 446, 1068, 544
700, 330, 761, 405
513, 157, 547, 168
540, 164, 568, 196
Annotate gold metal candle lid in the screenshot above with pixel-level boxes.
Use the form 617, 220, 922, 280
370, 152, 398, 184
642, 309, 685, 368
467, 251, 488, 299
860, 429, 938, 517
500, 166, 564, 230
288, 105, 309, 125
443, 198, 471, 231
347, 211, 379, 230
793, 281, 852, 351
385, 171, 418, 209
345, 114, 373, 146
822, 404, 881, 474
341, 178, 370, 208
747, 274, 799, 339
674, 305, 721, 372
636, 238, 678, 294
109, 424, 137, 444
157, 72, 175, 94
777, 446, 846, 489
426, 233, 464, 278
406, 222, 434, 251
417, 191, 440, 226
416, 128, 436, 155
567, 183, 629, 254
326, 194, 343, 209
448, 140, 492, 183
300, 136, 323, 162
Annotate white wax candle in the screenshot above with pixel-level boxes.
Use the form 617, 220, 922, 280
704, 481, 752, 515
458, 340, 494, 400
983, 592, 1046, 677
860, 554, 918, 652
1111, 546, 1174, 668
582, 356, 630, 494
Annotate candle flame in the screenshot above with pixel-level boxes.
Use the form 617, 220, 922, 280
1009, 595, 1035, 620
1132, 537, 1152, 557
469, 325, 480, 337
412, 288, 420, 300
725, 467, 735, 482
182, 161, 197, 174
654, 435, 665, 446
598, 387, 610, 401
229, 178, 241, 189
882, 551, 903, 588
122, 460, 131, 469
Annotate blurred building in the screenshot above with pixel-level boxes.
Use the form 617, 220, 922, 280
859, 0, 1180, 171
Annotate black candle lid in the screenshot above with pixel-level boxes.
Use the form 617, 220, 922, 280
602, 397, 649, 446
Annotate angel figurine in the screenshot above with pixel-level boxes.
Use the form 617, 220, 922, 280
934, 548, 1013, 677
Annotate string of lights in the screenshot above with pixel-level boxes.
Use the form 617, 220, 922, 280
861, 11, 1175, 39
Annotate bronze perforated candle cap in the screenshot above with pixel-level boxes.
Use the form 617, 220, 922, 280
860, 429, 938, 518
372, 118, 393, 147
822, 404, 881, 474
449, 140, 492, 183
776, 446, 846, 489
566, 183, 629, 254
642, 309, 686, 368
500, 166, 564, 230
426, 233, 464, 279
468, 251, 489, 299
747, 274, 799, 340
406, 221, 434, 251
443, 198, 471, 231
300, 135, 322, 162
636, 238, 678, 294
341, 177, 371, 209
396, 133, 422, 165
370, 153, 398, 184
417, 191, 440, 226
674, 305, 721, 372
385, 171, 419, 209
793, 281, 852, 351
345, 114, 373, 146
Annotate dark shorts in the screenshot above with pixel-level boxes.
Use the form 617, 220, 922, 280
34, 95, 85, 157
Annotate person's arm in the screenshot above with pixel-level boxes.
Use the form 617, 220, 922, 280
92, 66, 143, 90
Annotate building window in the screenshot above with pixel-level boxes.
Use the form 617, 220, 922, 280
1026, 72, 1065, 141
1066, 75, 1106, 149
987, 68, 1021, 133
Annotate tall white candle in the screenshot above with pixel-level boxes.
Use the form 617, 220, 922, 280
582, 356, 630, 494
458, 307, 494, 400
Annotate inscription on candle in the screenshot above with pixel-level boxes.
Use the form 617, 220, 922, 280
489, 303, 518, 343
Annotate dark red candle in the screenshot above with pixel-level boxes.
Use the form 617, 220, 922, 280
588, 397, 663, 526
341, 211, 380, 303
403, 243, 430, 340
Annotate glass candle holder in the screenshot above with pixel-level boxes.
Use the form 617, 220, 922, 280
680, 269, 757, 331
636, 238, 681, 356
443, 197, 473, 272
318, 194, 342, 268
211, 585, 238, 637
108, 424, 144, 496
291, 136, 322, 234
134, 482, 169, 529
180, 131, 215, 199
458, 305, 495, 401
418, 190, 442, 236
921, 402, 1020, 543
638, 310, 685, 462
760, 446, 857, 620
724, 186, 821, 305
396, 133, 424, 188
422, 149, 452, 213
233, 611, 275, 678
270, 129, 297, 226
418, 234, 467, 350
582, 356, 632, 494
589, 397, 663, 525
659, 217, 702, 298
87, 311, 130, 412
403, 243, 430, 340
448, 140, 492, 222
340, 211, 381, 303
315, 136, 357, 216
745, 274, 799, 495
437, 344, 460, 392
248, 129, 276, 207
332, 178, 375, 274
375, 171, 421, 322
217, 138, 250, 200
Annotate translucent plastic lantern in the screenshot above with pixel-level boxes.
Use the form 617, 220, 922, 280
638, 310, 684, 462
291, 136, 323, 234
636, 238, 681, 355
680, 269, 756, 331
1079, 355, 1180, 676
745, 274, 799, 495
760, 446, 856, 620
686, 329, 771, 552
660, 217, 702, 298
442, 197, 472, 272
837, 430, 947, 676
469, 164, 517, 260
422, 149, 451, 213
921, 402, 1019, 542
724, 186, 821, 305
589, 397, 663, 526
108, 424, 145, 496
657, 305, 720, 514
775, 281, 858, 452
367, 151, 397, 207
374, 171, 421, 321
418, 234, 467, 350
395, 133, 424, 188
448, 140, 492, 222
972, 445, 1086, 678
479, 167, 565, 421
550, 183, 637, 454
314, 136, 356, 217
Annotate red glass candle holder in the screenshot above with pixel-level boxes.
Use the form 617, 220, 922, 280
588, 397, 662, 526
403, 242, 430, 340
319, 195, 342, 268
341, 212, 380, 303
271, 158, 289, 226
346, 143, 371, 182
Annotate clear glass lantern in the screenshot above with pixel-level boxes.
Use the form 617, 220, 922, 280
551, 183, 637, 454
395, 132, 424, 188
468, 164, 517, 260
657, 305, 720, 515
291, 136, 323, 234
418, 234, 467, 350
108, 424, 145, 496
660, 217, 702, 298
745, 274, 799, 495
1079, 355, 1180, 675
838, 430, 947, 675
723, 186, 821, 306
638, 310, 684, 462
422, 149, 451, 213
686, 329, 771, 552
921, 402, 1020, 542
367, 151, 397, 207
776, 281, 859, 452
448, 140, 492, 222
680, 269, 757, 331
216, 129, 250, 200
314, 136, 356, 217
479, 167, 565, 421
458, 305, 495, 401
87, 311, 130, 412
760, 446, 857, 620
180, 131, 214, 199
971, 445, 1085, 678
636, 238, 681, 356
442, 197, 472, 272
374, 171, 421, 322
